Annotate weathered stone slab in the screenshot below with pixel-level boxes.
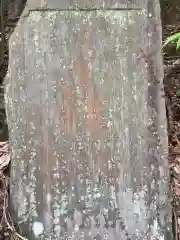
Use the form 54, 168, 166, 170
25, 0, 146, 10
5, 0, 173, 239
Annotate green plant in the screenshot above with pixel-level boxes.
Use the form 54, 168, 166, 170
176, 89, 180, 97
163, 32, 180, 50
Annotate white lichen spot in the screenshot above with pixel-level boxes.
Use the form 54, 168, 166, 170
54, 224, 61, 233
142, 8, 148, 16
151, 219, 164, 240
32, 221, 44, 237
53, 217, 59, 225
95, 192, 101, 198
47, 12, 58, 22
74, 224, 79, 232
46, 193, 52, 203
28, 12, 42, 24
80, 195, 85, 201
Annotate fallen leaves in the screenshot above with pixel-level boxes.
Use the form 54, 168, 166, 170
0, 142, 9, 172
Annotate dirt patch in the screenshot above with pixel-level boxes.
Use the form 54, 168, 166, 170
0, 143, 11, 240
164, 23, 180, 239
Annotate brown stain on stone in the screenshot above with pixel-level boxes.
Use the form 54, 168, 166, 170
73, 54, 104, 136
73, 20, 105, 137
60, 20, 105, 137
60, 78, 77, 136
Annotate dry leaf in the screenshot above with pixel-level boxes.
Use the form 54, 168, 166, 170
0, 142, 10, 171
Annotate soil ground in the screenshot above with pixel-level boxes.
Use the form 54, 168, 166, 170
164, 24, 180, 239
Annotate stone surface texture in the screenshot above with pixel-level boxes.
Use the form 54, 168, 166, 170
5, 0, 173, 239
